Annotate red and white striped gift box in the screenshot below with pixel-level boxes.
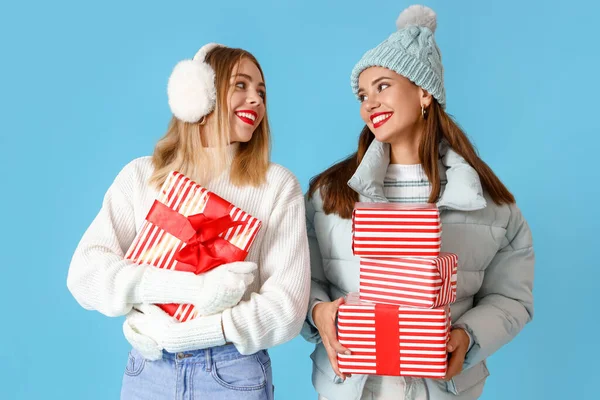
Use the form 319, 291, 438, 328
125, 171, 262, 322
352, 203, 442, 258
337, 294, 450, 378
359, 253, 458, 308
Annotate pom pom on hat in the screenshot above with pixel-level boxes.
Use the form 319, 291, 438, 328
396, 5, 437, 33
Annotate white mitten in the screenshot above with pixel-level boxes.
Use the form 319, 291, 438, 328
141, 261, 257, 316
123, 304, 176, 360
190, 261, 257, 315
124, 303, 226, 355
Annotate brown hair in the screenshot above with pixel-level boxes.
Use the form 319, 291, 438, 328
309, 100, 514, 218
150, 47, 270, 188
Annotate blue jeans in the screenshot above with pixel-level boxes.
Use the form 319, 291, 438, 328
121, 344, 274, 400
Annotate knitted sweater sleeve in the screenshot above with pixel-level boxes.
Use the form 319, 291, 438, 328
66, 160, 213, 317
223, 187, 311, 354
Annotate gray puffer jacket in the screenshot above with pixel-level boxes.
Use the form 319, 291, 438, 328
301, 140, 534, 400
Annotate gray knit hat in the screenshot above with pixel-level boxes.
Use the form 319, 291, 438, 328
351, 5, 445, 108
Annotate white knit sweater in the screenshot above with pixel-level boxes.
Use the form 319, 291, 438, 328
67, 151, 311, 355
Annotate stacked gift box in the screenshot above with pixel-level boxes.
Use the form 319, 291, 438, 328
338, 203, 458, 378
125, 171, 262, 322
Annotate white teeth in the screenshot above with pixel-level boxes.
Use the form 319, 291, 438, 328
373, 113, 392, 124
237, 112, 256, 121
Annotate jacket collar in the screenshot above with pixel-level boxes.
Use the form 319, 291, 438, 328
347, 140, 487, 211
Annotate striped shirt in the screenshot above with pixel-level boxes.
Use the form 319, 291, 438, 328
383, 164, 427, 203
383, 163, 448, 204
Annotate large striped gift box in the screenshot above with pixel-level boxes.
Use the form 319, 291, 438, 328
125, 171, 262, 322
352, 203, 442, 258
359, 253, 458, 308
337, 294, 450, 378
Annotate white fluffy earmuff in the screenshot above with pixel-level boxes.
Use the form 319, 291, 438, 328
167, 43, 223, 123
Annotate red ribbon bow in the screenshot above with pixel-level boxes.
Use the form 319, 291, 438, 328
174, 213, 245, 274
145, 199, 250, 275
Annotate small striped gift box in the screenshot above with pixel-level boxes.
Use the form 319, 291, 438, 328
337, 293, 450, 378
359, 253, 458, 308
352, 203, 442, 258
125, 171, 262, 322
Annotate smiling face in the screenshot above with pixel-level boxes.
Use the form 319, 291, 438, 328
357, 66, 431, 144
226, 58, 266, 143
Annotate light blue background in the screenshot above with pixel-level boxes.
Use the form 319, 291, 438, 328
1, 0, 597, 399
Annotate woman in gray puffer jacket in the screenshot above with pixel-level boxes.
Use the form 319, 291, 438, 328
301, 5, 534, 400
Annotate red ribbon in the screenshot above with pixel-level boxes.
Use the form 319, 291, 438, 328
375, 303, 401, 375
146, 200, 247, 274
175, 213, 245, 273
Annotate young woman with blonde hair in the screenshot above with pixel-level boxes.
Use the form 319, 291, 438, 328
67, 43, 310, 400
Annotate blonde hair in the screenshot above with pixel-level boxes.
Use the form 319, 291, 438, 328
150, 47, 271, 188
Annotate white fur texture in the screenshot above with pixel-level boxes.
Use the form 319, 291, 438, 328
396, 5, 437, 32
167, 59, 216, 123
193, 42, 222, 62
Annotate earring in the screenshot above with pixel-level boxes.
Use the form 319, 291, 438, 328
421, 105, 428, 120
198, 116, 207, 126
